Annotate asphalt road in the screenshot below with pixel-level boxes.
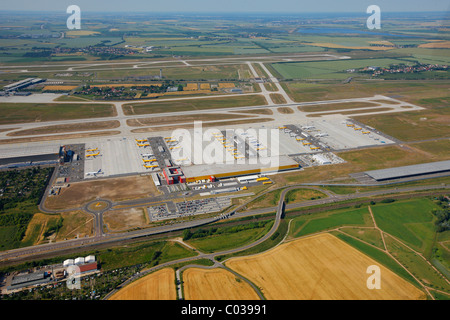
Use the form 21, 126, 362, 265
1, 183, 448, 266
102, 183, 449, 300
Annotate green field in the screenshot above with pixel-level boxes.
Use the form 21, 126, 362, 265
285, 188, 327, 204
332, 231, 423, 290
97, 240, 196, 271
289, 206, 372, 238
371, 198, 439, 255
354, 107, 450, 142
384, 235, 450, 292
271, 58, 406, 79
285, 197, 450, 297
282, 80, 450, 106
123, 94, 267, 115
0, 168, 54, 250
185, 221, 272, 253
0, 103, 116, 125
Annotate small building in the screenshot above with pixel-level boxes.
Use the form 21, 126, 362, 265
237, 175, 259, 183
151, 172, 161, 186
84, 255, 96, 263
63, 259, 75, 267
13, 91, 32, 96
74, 257, 85, 265
77, 262, 98, 275
162, 166, 185, 184
312, 154, 331, 165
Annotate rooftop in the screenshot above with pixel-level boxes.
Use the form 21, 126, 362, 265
364, 160, 450, 181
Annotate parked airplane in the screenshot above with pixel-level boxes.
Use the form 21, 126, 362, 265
86, 152, 100, 158
86, 169, 103, 176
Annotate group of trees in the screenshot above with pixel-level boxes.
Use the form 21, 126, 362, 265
0, 167, 53, 247
182, 220, 270, 241
0, 167, 52, 211
432, 196, 450, 233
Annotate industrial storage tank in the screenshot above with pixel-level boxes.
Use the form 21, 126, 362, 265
84, 255, 96, 263
63, 259, 74, 267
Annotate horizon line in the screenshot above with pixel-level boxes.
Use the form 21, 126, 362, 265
0, 10, 447, 14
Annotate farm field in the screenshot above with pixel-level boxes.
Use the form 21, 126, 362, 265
285, 197, 450, 298
0, 103, 116, 125
182, 267, 260, 300
288, 206, 373, 238
271, 58, 404, 80
281, 80, 450, 106
109, 268, 176, 300
226, 233, 426, 300
370, 198, 439, 255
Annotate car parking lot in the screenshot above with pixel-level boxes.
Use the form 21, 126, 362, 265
147, 196, 232, 221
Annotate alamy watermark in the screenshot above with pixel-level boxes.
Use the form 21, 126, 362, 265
66, 265, 81, 290
169, 121, 280, 171
367, 5, 381, 30
67, 5, 81, 30
366, 265, 381, 289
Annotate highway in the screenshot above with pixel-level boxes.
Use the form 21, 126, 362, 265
103, 183, 449, 299
1, 183, 448, 266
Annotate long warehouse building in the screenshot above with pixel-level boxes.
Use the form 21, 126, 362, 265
364, 160, 450, 181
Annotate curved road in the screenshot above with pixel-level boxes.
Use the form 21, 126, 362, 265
102, 183, 449, 300
1, 183, 448, 265
105, 186, 294, 300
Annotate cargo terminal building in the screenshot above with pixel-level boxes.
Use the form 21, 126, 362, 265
181, 155, 299, 183
364, 160, 450, 182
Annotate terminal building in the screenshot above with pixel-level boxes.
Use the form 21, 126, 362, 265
364, 160, 450, 181
162, 166, 186, 184
181, 155, 299, 183
3, 78, 45, 92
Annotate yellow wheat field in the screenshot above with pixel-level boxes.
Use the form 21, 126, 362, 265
109, 268, 176, 300
419, 41, 450, 49
164, 90, 211, 95
200, 83, 211, 90
185, 83, 199, 91
43, 85, 78, 91
92, 83, 162, 88
226, 233, 426, 300
218, 83, 235, 88
65, 30, 100, 36
183, 267, 260, 300
302, 42, 394, 51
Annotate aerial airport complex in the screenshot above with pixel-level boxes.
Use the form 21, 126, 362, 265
0, 9, 449, 301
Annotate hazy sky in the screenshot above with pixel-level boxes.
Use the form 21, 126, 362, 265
2, 0, 449, 13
